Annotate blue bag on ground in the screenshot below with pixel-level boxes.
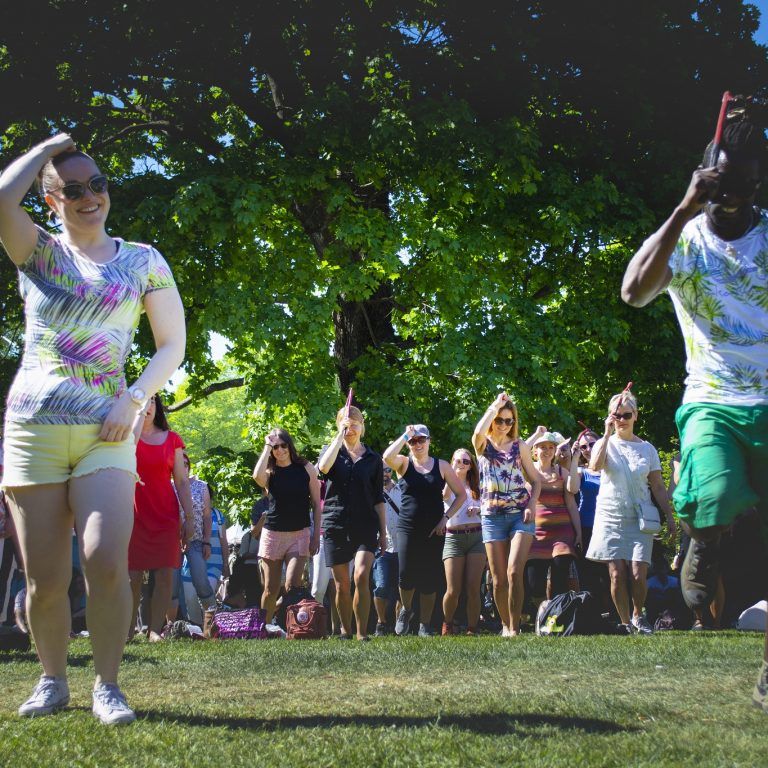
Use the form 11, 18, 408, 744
535, 590, 618, 636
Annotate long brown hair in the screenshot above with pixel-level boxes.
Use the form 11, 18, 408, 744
453, 449, 480, 501
486, 401, 520, 441
266, 428, 308, 477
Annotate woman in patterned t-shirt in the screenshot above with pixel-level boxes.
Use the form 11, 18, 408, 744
0, 134, 187, 724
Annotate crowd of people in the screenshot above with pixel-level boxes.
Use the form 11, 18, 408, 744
0, 100, 766, 725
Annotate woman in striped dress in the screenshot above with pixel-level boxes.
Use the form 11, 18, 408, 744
526, 432, 582, 602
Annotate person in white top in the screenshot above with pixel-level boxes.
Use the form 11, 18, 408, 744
372, 464, 402, 636
586, 391, 675, 634
441, 449, 487, 635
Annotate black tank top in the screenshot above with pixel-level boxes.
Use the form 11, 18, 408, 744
266, 462, 311, 532
398, 458, 445, 533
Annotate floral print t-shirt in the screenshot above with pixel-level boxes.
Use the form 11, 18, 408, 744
667, 212, 768, 405
5, 226, 176, 425
478, 439, 531, 516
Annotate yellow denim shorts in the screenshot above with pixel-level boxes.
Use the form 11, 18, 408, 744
1, 421, 138, 488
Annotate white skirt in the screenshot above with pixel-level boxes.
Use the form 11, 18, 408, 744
586, 504, 654, 564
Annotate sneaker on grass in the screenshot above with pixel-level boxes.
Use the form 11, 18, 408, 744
417, 623, 435, 637
630, 614, 654, 635
374, 622, 390, 637
395, 607, 414, 636
753, 661, 768, 714
18, 676, 70, 717
92, 683, 136, 725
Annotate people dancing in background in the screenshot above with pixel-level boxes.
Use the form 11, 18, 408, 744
526, 432, 581, 604
0, 134, 186, 723
253, 429, 321, 625
441, 449, 487, 636
129, 394, 194, 642
384, 424, 466, 636
586, 392, 675, 634
317, 406, 387, 641
473, 393, 540, 636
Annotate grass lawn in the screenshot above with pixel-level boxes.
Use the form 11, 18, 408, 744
0, 632, 766, 767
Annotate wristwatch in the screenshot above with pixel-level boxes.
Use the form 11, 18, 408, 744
128, 386, 147, 407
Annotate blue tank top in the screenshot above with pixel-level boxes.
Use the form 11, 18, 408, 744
577, 469, 601, 528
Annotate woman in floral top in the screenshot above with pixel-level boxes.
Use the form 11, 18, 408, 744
0, 134, 186, 724
473, 392, 540, 636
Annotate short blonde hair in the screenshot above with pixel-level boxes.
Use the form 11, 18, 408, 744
336, 405, 365, 436
608, 391, 638, 414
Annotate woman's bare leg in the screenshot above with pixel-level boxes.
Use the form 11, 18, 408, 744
464, 551, 487, 629
70, 469, 135, 682
331, 563, 353, 635
260, 559, 283, 624
148, 567, 173, 639
6, 483, 72, 677
608, 560, 631, 625
443, 556, 465, 624
352, 550, 374, 639
485, 540, 511, 630
507, 533, 534, 634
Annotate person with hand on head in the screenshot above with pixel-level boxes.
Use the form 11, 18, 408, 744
253, 429, 321, 625
473, 393, 540, 636
384, 424, 466, 636
317, 406, 387, 641
128, 394, 194, 642
441, 449, 487, 636
0, 134, 186, 724
586, 391, 675, 634
622, 103, 768, 706
526, 432, 582, 603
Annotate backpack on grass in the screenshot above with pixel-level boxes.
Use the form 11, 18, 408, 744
536, 590, 618, 636
286, 599, 327, 639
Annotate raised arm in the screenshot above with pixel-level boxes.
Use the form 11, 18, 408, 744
252, 436, 273, 490
621, 166, 718, 307
589, 416, 615, 472
0, 134, 75, 266
383, 426, 414, 476
472, 392, 509, 454
518, 441, 541, 524
317, 420, 347, 474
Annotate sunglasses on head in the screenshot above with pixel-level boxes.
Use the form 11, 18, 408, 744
613, 412, 633, 421
493, 417, 515, 426
53, 174, 109, 201
453, 457, 471, 465
271, 442, 288, 450
408, 436, 428, 446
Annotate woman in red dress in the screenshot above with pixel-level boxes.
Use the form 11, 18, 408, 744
128, 394, 193, 640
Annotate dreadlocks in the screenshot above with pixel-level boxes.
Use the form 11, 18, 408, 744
703, 96, 768, 173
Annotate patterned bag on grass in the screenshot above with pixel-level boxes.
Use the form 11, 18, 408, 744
210, 607, 268, 639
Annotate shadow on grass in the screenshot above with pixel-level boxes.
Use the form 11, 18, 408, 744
140, 710, 635, 735
0, 652, 159, 667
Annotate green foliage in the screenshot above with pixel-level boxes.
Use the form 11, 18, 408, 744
0, 2, 766, 487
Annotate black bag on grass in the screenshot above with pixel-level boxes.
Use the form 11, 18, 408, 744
0, 625, 31, 651
535, 590, 617, 636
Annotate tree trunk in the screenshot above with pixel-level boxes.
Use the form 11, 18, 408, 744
333, 281, 395, 393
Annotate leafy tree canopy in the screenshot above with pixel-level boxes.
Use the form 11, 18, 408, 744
1, 1, 766, 517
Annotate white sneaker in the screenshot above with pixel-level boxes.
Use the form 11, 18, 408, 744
92, 683, 136, 725
631, 614, 654, 635
501, 626, 511, 637
18, 676, 70, 717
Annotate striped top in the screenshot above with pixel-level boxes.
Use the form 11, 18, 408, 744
528, 467, 576, 560
5, 226, 176, 425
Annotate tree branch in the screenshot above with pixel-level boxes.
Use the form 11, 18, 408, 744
167, 377, 245, 413
90, 121, 173, 151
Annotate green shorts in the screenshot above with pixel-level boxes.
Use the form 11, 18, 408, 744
673, 403, 768, 536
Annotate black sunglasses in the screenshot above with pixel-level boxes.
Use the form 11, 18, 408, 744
52, 174, 109, 201
613, 412, 633, 421
493, 417, 515, 426
408, 436, 429, 446
716, 173, 760, 199
579, 442, 596, 450
453, 458, 471, 465
271, 442, 288, 450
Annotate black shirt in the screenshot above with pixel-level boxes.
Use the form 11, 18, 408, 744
321, 444, 384, 535
265, 462, 311, 532
398, 458, 445, 534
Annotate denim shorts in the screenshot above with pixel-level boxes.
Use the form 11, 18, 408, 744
371, 551, 399, 601
481, 510, 535, 543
